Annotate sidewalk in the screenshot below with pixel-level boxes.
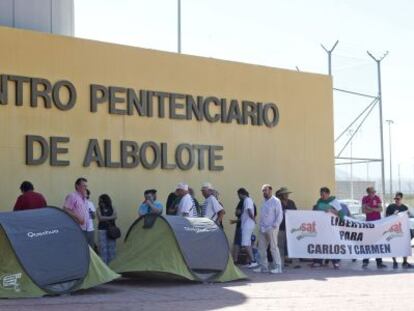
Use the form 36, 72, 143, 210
1, 259, 413, 311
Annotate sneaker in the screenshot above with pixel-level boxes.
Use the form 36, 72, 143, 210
333, 262, 340, 270
253, 267, 268, 273
402, 262, 413, 269
270, 265, 282, 274
393, 262, 398, 269
362, 262, 369, 269
248, 262, 259, 269
377, 263, 387, 269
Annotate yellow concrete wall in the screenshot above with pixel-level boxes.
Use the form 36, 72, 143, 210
0, 26, 334, 240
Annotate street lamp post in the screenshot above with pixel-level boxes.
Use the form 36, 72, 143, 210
398, 163, 401, 191
386, 119, 394, 200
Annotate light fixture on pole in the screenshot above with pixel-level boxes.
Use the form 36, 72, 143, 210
386, 119, 394, 200
367, 50, 388, 201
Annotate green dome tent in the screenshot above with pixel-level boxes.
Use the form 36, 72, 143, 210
110, 215, 246, 282
0, 207, 119, 298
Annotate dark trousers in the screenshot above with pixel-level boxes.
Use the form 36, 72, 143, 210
363, 258, 382, 265
85, 231, 95, 248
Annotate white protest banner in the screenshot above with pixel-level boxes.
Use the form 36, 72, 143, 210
286, 210, 412, 259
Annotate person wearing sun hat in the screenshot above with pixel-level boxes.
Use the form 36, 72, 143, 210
275, 187, 298, 268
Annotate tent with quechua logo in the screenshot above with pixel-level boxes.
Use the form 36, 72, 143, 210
0, 207, 119, 298
110, 215, 246, 282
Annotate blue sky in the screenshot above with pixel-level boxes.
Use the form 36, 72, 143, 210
75, 0, 414, 182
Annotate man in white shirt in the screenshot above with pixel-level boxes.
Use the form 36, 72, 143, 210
237, 188, 258, 268
201, 182, 225, 224
253, 184, 284, 274
176, 183, 197, 217
85, 189, 96, 248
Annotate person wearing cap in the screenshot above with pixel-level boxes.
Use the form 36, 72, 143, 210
275, 187, 298, 268
201, 182, 225, 225
253, 184, 283, 274
138, 189, 163, 217
386, 192, 413, 269
176, 183, 197, 217
361, 186, 386, 269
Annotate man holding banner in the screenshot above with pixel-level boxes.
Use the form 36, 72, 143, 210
361, 187, 387, 269
285, 188, 412, 264
311, 187, 343, 269
386, 192, 413, 269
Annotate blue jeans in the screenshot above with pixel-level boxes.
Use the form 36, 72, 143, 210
98, 230, 116, 264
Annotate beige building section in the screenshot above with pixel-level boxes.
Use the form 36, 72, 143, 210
0, 26, 334, 239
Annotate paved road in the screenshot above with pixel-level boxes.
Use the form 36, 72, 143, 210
1, 260, 413, 311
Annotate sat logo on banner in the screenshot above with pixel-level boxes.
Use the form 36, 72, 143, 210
285, 210, 412, 259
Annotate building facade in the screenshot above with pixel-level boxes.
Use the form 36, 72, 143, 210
0, 26, 335, 239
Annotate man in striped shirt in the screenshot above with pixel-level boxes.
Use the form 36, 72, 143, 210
201, 182, 225, 224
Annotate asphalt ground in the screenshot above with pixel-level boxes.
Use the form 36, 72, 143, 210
1, 258, 413, 311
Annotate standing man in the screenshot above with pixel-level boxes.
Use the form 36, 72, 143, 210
237, 188, 258, 268
386, 192, 413, 269
138, 189, 163, 217
275, 187, 298, 268
13, 181, 47, 211
253, 184, 283, 274
176, 183, 197, 217
189, 187, 201, 217
311, 187, 342, 269
362, 186, 387, 269
166, 189, 179, 215
85, 189, 96, 248
63, 177, 90, 236
201, 183, 225, 225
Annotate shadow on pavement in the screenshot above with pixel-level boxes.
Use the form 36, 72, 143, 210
227, 259, 414, 284
0, 277, 248, 311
